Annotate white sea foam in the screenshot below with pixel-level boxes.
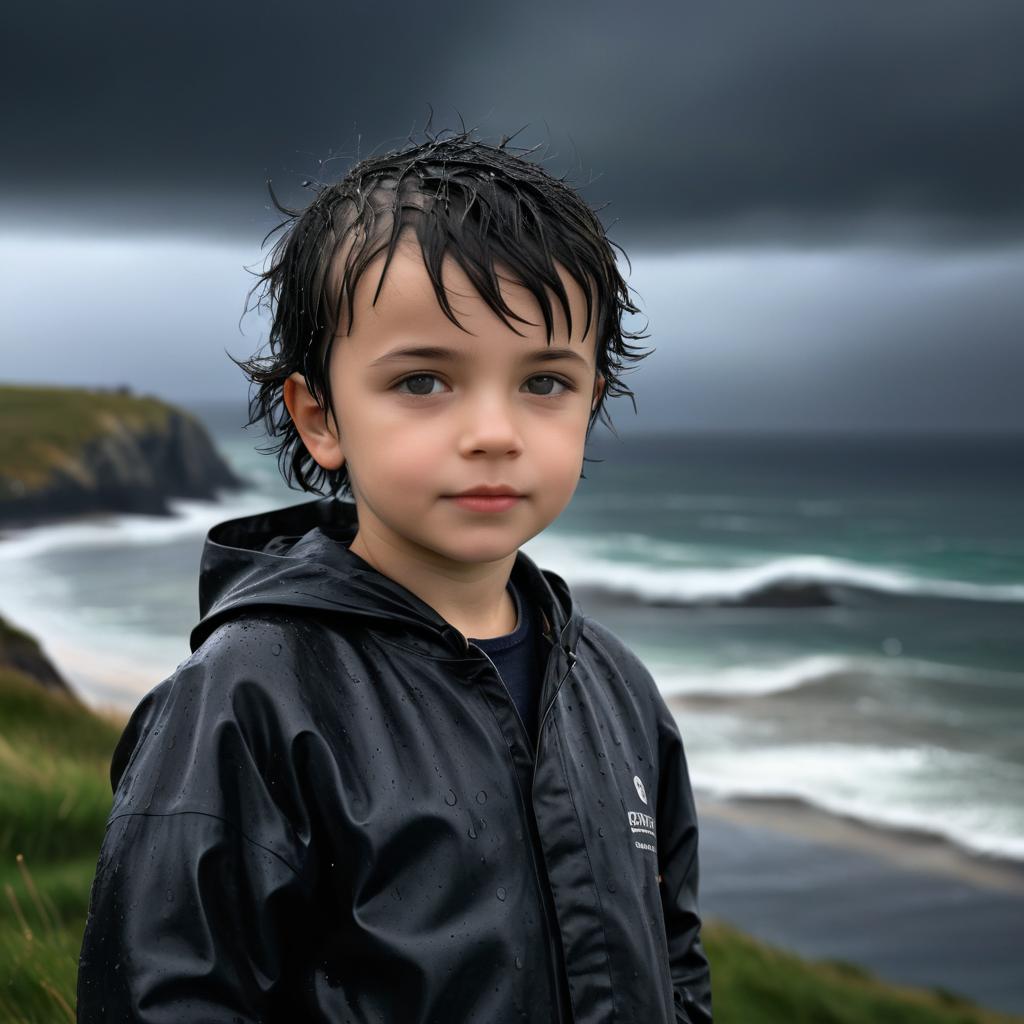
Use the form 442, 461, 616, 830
650, 652, 1024, 699
0, 489, 279, 711
525, 532, 1024, 605
687, 737, 1024, 862
0, 488, 280, 561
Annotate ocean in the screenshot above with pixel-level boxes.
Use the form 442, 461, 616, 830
1, 400, 1021, 866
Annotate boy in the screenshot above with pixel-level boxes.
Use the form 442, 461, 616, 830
77, 126, 713, 1023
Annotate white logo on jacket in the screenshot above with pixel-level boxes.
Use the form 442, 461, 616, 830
628, 810, 656, 837
633, 775, 647, 804
627, 775, 657, 853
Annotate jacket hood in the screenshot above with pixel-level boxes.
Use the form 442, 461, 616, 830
190, 496, 583, 659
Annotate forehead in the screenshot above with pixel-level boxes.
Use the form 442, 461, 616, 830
330, 234, 598, 359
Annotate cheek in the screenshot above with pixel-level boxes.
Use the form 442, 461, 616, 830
533, 426, 587, 479
359, 418, 441, 484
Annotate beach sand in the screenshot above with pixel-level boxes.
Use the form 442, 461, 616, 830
695, 790, 1024, 1016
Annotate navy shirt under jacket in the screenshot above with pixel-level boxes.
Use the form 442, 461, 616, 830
469, 577, 545, 747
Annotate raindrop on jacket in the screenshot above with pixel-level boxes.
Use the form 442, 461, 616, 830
76, 496, 713, 1023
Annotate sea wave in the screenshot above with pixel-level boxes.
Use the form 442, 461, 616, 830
4, 492, 1022, 613
652, 653, 1024, 700
0, 486, 283, 561
525, 534, 1024, 606
689, 740, 1024, 863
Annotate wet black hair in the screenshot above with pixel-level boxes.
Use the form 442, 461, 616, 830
232, 120, 653, 499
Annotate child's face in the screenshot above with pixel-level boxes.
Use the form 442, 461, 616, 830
289, 237, 604, 568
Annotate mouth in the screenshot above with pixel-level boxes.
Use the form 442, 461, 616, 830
444, 491, 524, 512
446, 487, 524, 498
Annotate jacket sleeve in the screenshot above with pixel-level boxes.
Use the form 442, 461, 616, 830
654, 687, 714, 1024
76, 620, 318, 1023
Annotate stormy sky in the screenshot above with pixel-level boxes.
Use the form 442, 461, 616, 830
2, 0, 1022, 435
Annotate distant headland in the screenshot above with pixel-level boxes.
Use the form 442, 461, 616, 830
0, 382, 247, 528
0, 612, 77, 700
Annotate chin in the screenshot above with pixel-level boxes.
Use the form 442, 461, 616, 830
428, 538, 523, 565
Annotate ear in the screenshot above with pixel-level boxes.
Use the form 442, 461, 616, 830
591, 373, 606, 412
283, 372, 345, 470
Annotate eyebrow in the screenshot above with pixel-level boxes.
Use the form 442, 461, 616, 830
368, 345, 591, 369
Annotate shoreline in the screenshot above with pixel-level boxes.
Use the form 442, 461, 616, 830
694, 789, 1024, 1016
695, 789, 1024, 895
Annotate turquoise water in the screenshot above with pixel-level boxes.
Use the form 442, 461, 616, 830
0, 403, 1020, 862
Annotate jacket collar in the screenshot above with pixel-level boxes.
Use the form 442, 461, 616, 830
190, 496, 583, 660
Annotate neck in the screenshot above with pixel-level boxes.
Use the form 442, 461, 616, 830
347, 526, 519, 641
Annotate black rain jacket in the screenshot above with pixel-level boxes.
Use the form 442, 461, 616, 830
77, 497, 713, 1023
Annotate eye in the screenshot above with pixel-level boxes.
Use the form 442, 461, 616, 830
391, 372, 577, 398
524, 375, 575, 397
393, 373, 447, 397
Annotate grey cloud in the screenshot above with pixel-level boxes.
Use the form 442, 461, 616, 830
614, 246, 1024, 433
0, 232, 259, 402
3, 233, 1021, 434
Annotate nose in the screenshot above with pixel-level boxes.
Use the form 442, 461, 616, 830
457, 387, 524, 457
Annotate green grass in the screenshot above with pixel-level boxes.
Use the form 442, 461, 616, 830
0, 667, 124, 1022
0, 382, 176, 493
700, 919, 1023, 1024
0, 664, 1021, 1023
1, 857, 99, 1023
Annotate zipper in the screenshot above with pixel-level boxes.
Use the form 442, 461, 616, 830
466, 636, 576, 763
467, 639, 578, 1023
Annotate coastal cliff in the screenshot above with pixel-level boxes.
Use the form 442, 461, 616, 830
0, 382, 247, 528
0, 613, 78, 700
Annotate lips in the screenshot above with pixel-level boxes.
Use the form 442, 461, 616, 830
447, 492, 523, 512
449, 486, 523, 497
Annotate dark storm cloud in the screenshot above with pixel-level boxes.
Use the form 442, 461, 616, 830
3, 0, 1022, 243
